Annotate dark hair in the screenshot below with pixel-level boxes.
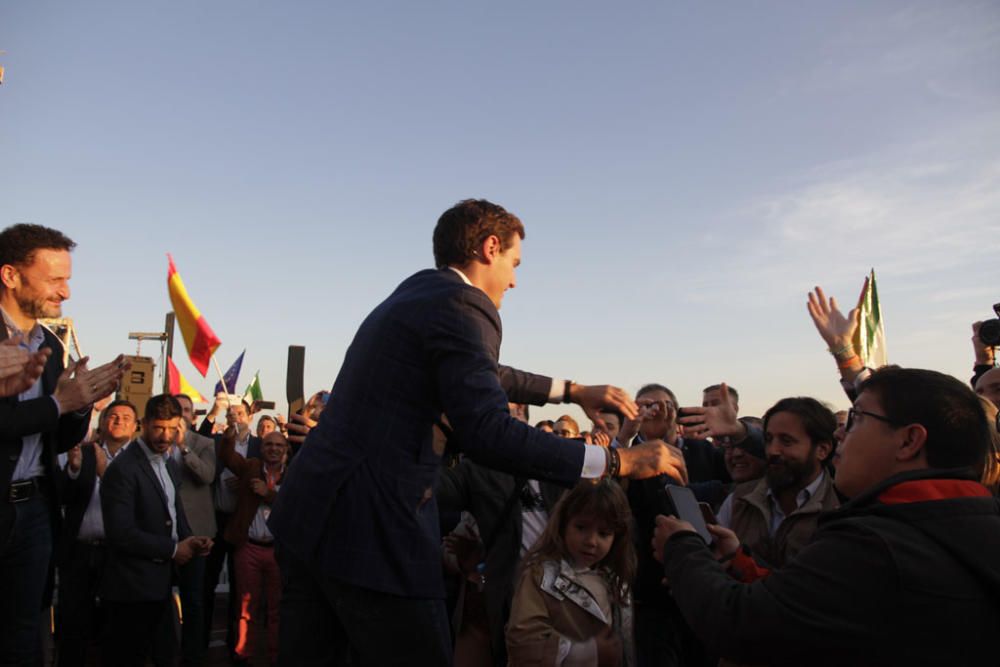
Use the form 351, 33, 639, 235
859, 366, 988, 470
763, 397, 837, 451
637, 383, 677, 407
535, 420, 554, 430
0, 224, 76, 275
432, 199, 525, 269
145, 394, 182, 422
172, 393, 193, 407
104, 399, 138, 421
703, 384, 740, 403
523, 481, 636, 604
597, 407, 625, 427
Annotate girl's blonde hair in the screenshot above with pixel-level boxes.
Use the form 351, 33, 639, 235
522, 480, 636, 604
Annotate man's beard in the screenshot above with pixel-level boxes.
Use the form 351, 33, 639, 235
16, 291, 60, 320
766, 448, 819, 493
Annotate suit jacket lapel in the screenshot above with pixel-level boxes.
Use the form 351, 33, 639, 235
134, 444, 170, 512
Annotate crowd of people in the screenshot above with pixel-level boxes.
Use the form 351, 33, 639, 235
0, 209, 998, 667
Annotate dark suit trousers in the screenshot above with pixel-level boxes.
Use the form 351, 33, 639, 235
102, 599, 172, 667
55, 542, 107, 667
0, 494, 53, 667
202, 511, 237, 653
276, 547, 452, 667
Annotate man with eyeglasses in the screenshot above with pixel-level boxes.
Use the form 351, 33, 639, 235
653, 367, 1000, 666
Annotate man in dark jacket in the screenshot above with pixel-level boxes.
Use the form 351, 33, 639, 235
0, 224, 125, 665
654, 366, 1000, 667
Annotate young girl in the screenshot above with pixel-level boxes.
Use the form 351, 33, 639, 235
506, 480, 636, 667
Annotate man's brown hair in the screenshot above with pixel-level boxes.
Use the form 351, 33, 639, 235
432, 199, 525, 269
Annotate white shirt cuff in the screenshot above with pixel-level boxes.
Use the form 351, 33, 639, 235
66, 463, 81, 480
548, 378, 565, 403
580, 444, 607, 479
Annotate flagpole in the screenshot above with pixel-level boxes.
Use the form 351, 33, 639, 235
211, 354, 230, 396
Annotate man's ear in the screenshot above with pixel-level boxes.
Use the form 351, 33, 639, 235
479, 235, 502, 264
0, 264, 19, 290
814, 439, 834, 463
896, 423, 928, 463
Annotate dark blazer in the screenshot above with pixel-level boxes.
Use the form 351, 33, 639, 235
55, 443, 100, 565
270, 268, 587, 598
0, 325, 90, 544
437, 461, 565, 660
217, 433, 281, 547
99, 440, 192, 602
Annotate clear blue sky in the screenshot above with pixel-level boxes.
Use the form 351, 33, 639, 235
2, 1, 998, 425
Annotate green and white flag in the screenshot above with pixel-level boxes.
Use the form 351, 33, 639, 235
854, 269, 887, 369
243, 371, 263, 404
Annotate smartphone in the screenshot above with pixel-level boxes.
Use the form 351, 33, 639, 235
665, 485, 713, 545
286, 345, 306, 417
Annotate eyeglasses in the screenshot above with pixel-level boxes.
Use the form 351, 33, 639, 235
845, 407, 899, 433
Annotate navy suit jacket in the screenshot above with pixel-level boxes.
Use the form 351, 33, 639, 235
99, 440, 191, 602
0, 325, 90, 544
270, 268, 588, 598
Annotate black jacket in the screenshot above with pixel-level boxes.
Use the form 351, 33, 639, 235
662, 468, 1000, 667
99, 440, 192, 602
0, 325, 90, 544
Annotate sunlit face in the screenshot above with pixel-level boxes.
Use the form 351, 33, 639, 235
483, 234, 520, 310
257, 417, 276, 438
564, 513, 615, 570
554, 419, 579, 439
103, 405, 137, 443
144, 417, 181, 455
175, 396, 195, 426
227, 403, 251, 427
2, 248, 72, 321
763, 411, 829, 492
702, 389, 738, 413
261, 432, 288, 465
975, 368, 1000, 410
835, 391, 904, 499
596, 412, 621, 440
723, 442, 766, 483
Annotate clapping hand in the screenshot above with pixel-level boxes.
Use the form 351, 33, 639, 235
806, 280, 867, 353
53, 355, 128, 414
0, 337, 50, 398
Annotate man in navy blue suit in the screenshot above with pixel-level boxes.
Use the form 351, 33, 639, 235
270, 199, 687, 666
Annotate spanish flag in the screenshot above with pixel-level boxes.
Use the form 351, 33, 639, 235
167, 357, 207, 403
167, 254, 221, 376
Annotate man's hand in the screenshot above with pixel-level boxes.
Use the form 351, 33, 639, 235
66, 445, 82, 473
208, 392, 229, 419
286, 411, 316, 447
174, 537, 199, 565
652, 515, 697, 562
53, 355, 128, 414
707, 524, 740, 561
249, 478, 268, 497
617, 440, 688, 484
0, 338, 50, 398
806, 280, 867, 352
677, 383, 744, 440
442, 533, 484, 576
192, 536, 214, 556
568, 384, 638, 432
94, 444, 108, 478
972, 321, 996, 366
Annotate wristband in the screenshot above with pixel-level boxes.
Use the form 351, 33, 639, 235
837, 354, 859, 369
829, 343, 854, 360
606, 447, 621, 479
563, 380, 573, 404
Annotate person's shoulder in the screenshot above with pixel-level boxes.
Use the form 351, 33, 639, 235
186, 430, 214, 451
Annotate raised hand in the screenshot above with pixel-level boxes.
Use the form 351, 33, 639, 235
286, 411, 316, 446
53, 355, 128, 414
806, 278, 867, 352
0, 338, 50, 397
568, 383, 638, 432
618, 440, 688, 484
677, 383, 744, 441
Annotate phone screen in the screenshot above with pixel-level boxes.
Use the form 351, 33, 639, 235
666, 485, 713, 545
